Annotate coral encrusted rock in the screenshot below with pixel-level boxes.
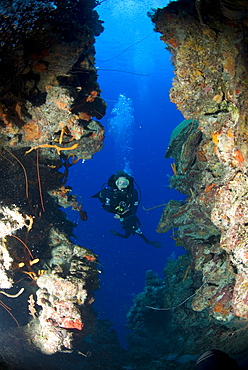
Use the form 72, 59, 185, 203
0, 0, 106, 362
127, 1, 248, 369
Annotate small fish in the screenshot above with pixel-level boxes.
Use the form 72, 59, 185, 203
79, 210, 88, 221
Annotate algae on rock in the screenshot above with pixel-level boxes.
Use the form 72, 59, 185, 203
127, 1, 248, 368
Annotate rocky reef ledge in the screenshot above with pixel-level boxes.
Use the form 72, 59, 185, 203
127, 1, 248, 369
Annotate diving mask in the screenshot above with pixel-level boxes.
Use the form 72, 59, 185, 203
115, 177, 129, 189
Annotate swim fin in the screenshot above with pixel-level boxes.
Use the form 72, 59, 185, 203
91, 191, 101, 198
148, 240, 162, 248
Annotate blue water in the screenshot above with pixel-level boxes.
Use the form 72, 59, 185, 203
66, 0, 184, 348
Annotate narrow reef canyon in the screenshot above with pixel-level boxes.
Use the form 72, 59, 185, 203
1, 0, 248, 370
0, 1, 126, 369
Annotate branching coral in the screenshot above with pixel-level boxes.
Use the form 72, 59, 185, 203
25, 143, 79, 156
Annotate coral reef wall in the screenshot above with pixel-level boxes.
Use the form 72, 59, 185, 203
0, 0, 106, 158
127, 1, 248, 369
0, 1, 119, 367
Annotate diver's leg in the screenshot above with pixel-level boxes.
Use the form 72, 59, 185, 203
138, 233, 151, 243
110, 229, 131, 238
138, 232, 162, 248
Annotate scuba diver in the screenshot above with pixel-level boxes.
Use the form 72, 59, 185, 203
92, 170, 162, 248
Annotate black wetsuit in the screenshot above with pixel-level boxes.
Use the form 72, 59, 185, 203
92, 173, 162, 248
98, 187, 139, 218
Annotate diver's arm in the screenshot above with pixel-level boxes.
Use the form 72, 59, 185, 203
97, 188, 116, 214
102, 201, 115, 214
117, 208, 130, 216
130, 189, 139, 214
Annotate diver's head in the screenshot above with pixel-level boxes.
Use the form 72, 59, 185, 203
115, 176, 129, 190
